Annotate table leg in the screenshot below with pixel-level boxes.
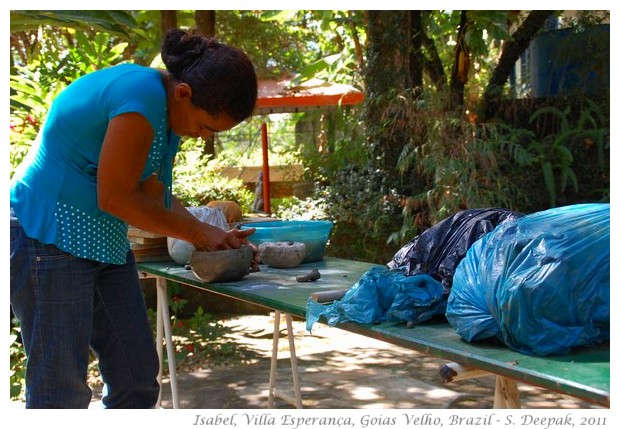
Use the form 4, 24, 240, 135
493, 376, 521, 409
285, 313, 303, 409
156, 290, 164, 408
268, 311, 304, 409
268, 310, 281, 408
156, 277, 180, 409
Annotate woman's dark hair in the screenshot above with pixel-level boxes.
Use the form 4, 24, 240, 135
161, 28, 258, 122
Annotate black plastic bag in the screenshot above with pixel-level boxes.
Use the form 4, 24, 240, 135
387, 208, 523, 289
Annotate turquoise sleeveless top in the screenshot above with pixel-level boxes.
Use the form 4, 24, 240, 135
10, 63, 181, 264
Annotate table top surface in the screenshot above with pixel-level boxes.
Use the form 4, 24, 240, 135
137, 257, 610, 407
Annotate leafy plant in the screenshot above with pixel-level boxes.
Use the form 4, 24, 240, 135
10, 29, 130, 178
9, 67, 66, 177
189, 306, 222, 340
273, 194, 330, 221
10, 323, 27, 401
169, 294, 188, 329
562, 10, 610, 30
412, 117, 529, 222
172, 143, 254, 211
10, 10, 139, 40
322, 163, 403, 263
527, 100, 608, 207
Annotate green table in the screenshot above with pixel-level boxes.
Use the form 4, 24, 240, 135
137, 256, 610, 409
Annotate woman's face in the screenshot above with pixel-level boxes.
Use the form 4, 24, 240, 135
167, 82, 238, 139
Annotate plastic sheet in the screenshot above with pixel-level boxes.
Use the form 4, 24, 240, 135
306, 266, 446, 332
446, 203, 610, 356
306, 208, 523, 332
167, 206, 229, 264
388, 208, 523, 289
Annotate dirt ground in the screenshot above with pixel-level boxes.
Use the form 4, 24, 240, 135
94, 314, 605, 410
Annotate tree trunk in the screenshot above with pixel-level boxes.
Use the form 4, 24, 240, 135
195, 10, 216, 36
194, 11, 217, 158
448, 11, 469, 111
420, 12, 447, 93
347, 11, 365, 70
409, 11, 423, 98
161, 10, 177, 34
364, 11, 411, 194
481, 10, 556, 120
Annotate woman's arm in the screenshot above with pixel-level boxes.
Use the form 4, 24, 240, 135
138, 174, 196, 221
97, 112, 253, 251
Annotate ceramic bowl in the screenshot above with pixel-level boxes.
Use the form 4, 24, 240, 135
258, 242, 306, 268
189, 245, 253, 283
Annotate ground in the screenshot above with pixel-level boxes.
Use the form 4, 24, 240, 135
85, 314, 603, 409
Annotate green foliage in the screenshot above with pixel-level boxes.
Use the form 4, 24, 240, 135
216, 115, 301, 168
464, 11, 513, 57
389, 94, 610, 244
273, 194, 330, 221
288, 10, 366, 88
146, 303, 236, 369
10, 323, 27, 401
10, 27, 131, 178
216, 11, 320, 79
172, 140, 255, 211
10, 10, 139, 39
189, 306, 219, 340
169, 295, 189, 328
323, 164, 403, 263
527, 100, 609, 207
9, 67, 66, 178
395, 107, 531, 240
296, 107, 367, 183
562, 10, 610, 30
71, 32, 129, 74
12, 28, 129, 86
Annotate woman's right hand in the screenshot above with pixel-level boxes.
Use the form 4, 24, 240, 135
189, 223, 260, 271
189, 223, 256, 252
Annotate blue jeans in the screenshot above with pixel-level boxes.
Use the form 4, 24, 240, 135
10, 209, 160, 408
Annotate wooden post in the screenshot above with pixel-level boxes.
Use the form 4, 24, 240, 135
494, 376, 521, 409
261, 121, 271, 214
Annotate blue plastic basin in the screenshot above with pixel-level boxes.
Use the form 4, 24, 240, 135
240, 220, 333, 263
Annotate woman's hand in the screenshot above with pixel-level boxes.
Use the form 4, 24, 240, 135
190, 225, 260, 271
192, 224, 258, 253
237, 234, 261, 272
223, 227, 256, 251
231, 228, 260, 271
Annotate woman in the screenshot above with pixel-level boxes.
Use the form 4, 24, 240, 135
10, 28, 258, 408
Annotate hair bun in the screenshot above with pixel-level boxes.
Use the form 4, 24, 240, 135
161, 29, 213, 75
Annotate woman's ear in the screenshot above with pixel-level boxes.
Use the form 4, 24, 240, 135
175, 82, 193, 100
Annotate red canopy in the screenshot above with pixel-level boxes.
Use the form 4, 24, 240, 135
253, 77, 364, 213
255, 76, 364, 115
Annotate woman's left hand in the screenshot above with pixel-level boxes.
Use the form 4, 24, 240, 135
228, 228, 260, 271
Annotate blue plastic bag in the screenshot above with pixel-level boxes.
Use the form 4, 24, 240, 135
446, 203, 610, 356
306, 266, 446, 332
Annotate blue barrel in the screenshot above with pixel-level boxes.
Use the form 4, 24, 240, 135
529, 24, 609, 98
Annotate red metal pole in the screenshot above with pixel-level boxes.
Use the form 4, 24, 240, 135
261, 121, 271, 214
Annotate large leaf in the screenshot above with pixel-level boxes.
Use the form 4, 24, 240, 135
10, 10, 138, 39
